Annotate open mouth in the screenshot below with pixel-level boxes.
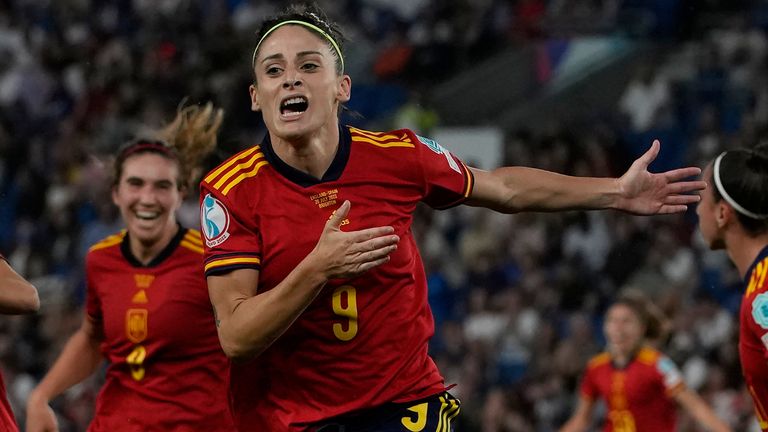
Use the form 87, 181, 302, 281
280, 96, 308, 117
135, 210, 160, 221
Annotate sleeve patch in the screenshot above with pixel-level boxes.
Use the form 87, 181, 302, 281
200, 193, 231, 247
657, 355, 683, 389
417, 135, 461, 174
753, 292, 768, 330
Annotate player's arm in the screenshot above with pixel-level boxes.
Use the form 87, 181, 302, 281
26, 316, 104, 432
208, 201, 399, 360
675, 388, 732, 432
0, 259, 39, 314
465, 140, 704, 215
558, 395, 594, 432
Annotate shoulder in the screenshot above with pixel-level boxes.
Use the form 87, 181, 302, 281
586, 352, 611, 371
348, 126, 419, 150
88, 230, 127, 254
201, 145, 268, 197
636, 346, 662, 366
746, 255, 768, 300
178, 229, 204, 256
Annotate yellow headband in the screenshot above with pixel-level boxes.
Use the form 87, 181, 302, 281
252, 20, 344, 72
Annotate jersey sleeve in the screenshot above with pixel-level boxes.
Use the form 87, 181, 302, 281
199, 183, 262, 277
655, 354, 685, 396
579, 367, 598, 401
84, 253, 103, 325
409, 131, 474, 209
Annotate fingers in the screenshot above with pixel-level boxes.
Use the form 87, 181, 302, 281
666, 180, 707, 194
637, 139, 661, 167
663, 166, 702, 182
349, 225, 395, 241
664, 194, 701, 205
657, 204, 689, 214
327, 200, 351, 230
350, 234, 400, 256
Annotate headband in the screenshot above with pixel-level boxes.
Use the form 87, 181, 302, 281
251, 20, 344, 72
713, 152, 768, 219
120, 140, 176, 160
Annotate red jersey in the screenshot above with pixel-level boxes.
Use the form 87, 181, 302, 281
200, 125, 473, 430
739, 245, 768, 430
0, 255, 18, 432
580, 347, 685, 432
85, 227, 233, 431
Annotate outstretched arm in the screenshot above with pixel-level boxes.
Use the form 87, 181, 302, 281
675, 388, 732, 432
559, 396, 594, 432
26, 316, 104, 432
208, 201, 399, 360
0, 259, 39, 314
466, 140, 705, 215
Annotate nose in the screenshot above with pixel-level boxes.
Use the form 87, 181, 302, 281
283, 72, 302, 89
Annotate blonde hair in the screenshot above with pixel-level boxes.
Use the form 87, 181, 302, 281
113, 101, 224, 190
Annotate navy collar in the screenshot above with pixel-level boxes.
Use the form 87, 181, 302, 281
121, 224, 187, 268
260, 124, 351, 187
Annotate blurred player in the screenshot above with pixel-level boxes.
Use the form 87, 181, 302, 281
696, 143, 768, 430
559, 291, 731, 432
0, 258, 40, 431
201, 4, 706, 431
25, 103, 235, 431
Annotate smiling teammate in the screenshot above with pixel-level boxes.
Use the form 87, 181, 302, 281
26, 103, 235, 432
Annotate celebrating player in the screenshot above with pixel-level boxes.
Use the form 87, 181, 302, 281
559, 291, 731, 432
25, 103, 235, 431
201, 4, 706, 430
696, 143, 768, 430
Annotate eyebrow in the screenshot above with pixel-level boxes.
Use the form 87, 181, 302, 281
260, 50, 325, 64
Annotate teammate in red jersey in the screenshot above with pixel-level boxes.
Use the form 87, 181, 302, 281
201, 4, 706, 431
696, 143, 768, 430
0, 257, 40, 432
560, 291, 730, 432
25, 103, 235, 432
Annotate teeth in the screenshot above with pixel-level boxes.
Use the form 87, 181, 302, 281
136, 211, 159, 220
285, 97, 306, 105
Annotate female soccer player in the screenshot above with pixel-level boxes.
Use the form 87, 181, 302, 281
25, 103, 235, 431
0, 258, 39, 431
201, 4, 706, 430
559, 291, 731, 432
696, 144, 768, 430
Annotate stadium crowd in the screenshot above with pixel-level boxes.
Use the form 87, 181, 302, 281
1, 0, 768, 430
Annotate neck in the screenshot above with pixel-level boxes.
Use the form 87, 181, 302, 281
270, 123, 340, 179
129, 223, 179, 265
610, 345, 640, 367
725, 230, 768, 278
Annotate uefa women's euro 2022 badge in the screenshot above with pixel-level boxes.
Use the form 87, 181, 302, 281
752, 292, 768, 330
201, 193, 231, 248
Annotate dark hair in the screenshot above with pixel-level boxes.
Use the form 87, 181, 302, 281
113, 102, 223, 191
710, 143, 768, 235
612, 290, 669, 341
252, 2, 345, 78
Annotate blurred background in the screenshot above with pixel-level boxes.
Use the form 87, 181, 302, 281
1, 0, 767, 430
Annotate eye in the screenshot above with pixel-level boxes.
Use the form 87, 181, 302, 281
301, 63, 319, 71
265, 66, 283, 76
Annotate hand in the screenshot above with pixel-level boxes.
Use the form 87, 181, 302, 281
616, 140, 706, 215
310, 200, 399, 279
26, 394, 59, 432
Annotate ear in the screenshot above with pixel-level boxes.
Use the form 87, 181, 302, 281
111, 186, 119, 206
716, 201, 733, 229
249, 83, 260, 112
337, 74, 351, 103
